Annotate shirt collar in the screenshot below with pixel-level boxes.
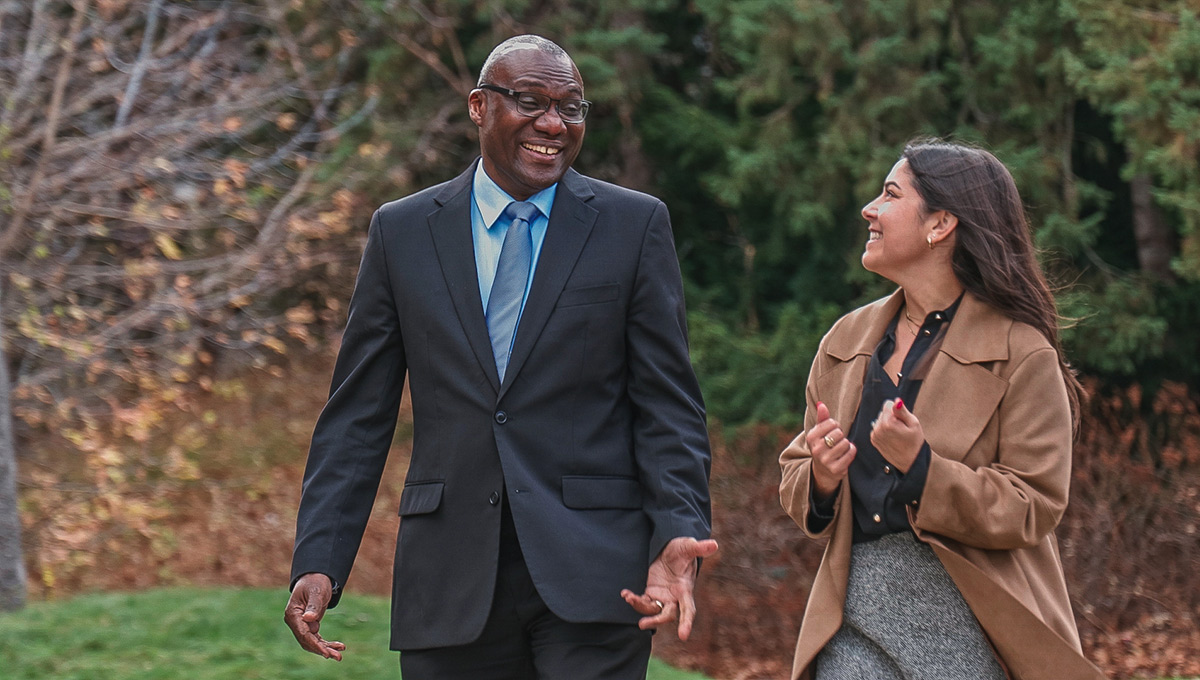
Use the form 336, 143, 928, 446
885, 292, 962, 336
473, 161, 557, 229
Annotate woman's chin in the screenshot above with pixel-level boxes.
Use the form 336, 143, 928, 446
861, 250, 880, 274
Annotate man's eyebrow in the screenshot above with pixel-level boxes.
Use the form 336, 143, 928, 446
512, 76, 583, 95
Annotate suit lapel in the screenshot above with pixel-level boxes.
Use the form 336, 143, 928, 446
428, 162, 502, 394
500, 169, 598, 399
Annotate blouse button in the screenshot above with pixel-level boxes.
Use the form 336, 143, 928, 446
910, 500, 919, 507
873, 513, 882, 523
883, 465, 892, 474
923, 329, 931, 336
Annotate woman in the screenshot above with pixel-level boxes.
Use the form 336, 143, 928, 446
779, 139, 1103, 680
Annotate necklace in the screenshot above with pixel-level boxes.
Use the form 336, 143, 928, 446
902, 308, 922, 336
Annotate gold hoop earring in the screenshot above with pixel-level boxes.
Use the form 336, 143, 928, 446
927, 234, 934, 249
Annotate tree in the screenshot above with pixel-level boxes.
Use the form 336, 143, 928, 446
0, 273, 23, 611
0, 0, 363, 601
1065, 0, 1200, 281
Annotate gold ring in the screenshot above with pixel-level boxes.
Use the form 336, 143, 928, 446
823, 435, 836, 449
654, 599, 664, 613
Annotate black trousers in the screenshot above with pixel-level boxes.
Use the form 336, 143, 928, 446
399, 499, 653, 680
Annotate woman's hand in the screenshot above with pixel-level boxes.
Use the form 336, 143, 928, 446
805, 401, 856, 500
871, 398, 925, 473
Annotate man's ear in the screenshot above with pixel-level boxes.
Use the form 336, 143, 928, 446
467, 89, 485, 127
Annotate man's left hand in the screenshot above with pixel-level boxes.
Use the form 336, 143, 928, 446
620, 536, 719, 641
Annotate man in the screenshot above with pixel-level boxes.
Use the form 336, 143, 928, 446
283, 34, 717, 679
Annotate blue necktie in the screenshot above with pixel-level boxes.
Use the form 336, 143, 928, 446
486, 201, 539, 382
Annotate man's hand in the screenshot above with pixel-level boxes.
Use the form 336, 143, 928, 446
620, 536, 719, 641
284, 572, 346, 661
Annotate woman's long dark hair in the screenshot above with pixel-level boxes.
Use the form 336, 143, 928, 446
902, 138, 1085, 432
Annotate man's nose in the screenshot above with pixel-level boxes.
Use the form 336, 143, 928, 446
532, 105, 566, 134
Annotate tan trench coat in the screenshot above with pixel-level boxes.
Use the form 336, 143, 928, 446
779, 290, 1104, 680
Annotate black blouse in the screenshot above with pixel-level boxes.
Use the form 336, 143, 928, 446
810, 296, 962, 542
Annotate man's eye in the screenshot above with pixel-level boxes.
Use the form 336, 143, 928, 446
559, 101, 583, 115
517, 95, 544, 108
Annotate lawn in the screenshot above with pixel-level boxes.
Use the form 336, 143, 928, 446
0, 588, 713, 679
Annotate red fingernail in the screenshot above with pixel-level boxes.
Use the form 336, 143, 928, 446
895, 399, 904, 411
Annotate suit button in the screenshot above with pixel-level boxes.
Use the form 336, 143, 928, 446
494, 411, 507, 424
910, 500, 919, 507
873, 513, 882, 523
489, 491, 500, 506
883, 465, 892, 474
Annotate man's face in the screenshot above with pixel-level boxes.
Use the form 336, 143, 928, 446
468, 49, 585, 200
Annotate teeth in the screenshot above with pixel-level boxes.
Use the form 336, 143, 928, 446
524, 143, 559, 155
868, 232, 881, 241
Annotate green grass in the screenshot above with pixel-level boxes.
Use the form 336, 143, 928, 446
0, 588, 712, 679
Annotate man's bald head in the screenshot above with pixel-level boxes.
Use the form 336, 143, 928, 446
477, 35, 574, 87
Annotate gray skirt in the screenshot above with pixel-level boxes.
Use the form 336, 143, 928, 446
815, 532, 1007, 680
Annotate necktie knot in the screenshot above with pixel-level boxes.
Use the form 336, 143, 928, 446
503, 200, 540, 225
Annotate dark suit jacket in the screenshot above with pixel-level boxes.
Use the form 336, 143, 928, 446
290, 161, 712, 651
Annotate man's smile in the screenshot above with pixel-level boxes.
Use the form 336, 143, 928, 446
522, 142, 561, 156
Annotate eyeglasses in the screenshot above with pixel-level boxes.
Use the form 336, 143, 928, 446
478, 84, 591, 124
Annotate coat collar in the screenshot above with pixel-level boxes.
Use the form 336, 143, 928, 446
820, 287, 1016, 463
824, 288, 1012, 366
427, 159, 597, 397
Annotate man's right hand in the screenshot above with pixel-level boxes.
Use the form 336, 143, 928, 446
284, 572, 346, 660
806, 401, 856, 500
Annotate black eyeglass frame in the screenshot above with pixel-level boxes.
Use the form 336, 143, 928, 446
477, 84, 591, 124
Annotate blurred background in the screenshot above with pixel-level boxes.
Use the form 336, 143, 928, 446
0, 0, 1197, 678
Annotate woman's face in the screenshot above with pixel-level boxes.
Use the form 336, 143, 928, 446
860, 159, 936, 279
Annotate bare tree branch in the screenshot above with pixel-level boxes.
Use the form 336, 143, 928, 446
0, 0, 90, 258
116, 0, 165, 128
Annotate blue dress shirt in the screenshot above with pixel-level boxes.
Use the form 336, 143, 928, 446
471, 162, 557, 317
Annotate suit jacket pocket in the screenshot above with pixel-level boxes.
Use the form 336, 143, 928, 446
398, 481, 444, 516
562, 475, 641, 509
557, 283, 619, 308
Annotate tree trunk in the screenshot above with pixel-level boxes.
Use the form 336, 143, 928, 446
0, 273, 27, 612
1130, 171, 1174, 280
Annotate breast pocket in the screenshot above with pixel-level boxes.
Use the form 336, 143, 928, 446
557, 283, 620, 308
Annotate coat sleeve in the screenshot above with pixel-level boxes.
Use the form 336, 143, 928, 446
289, 209, 408, 605
625, 200, 712, 562
779, 339, 844, 540
913, 346, 1072, 550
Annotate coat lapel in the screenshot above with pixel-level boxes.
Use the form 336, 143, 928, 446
428, 162, 502, 394
500, 169, 598, 399
917, 293, 1011, 462
819, 289, 1013, 463
817, 291, 902, 425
